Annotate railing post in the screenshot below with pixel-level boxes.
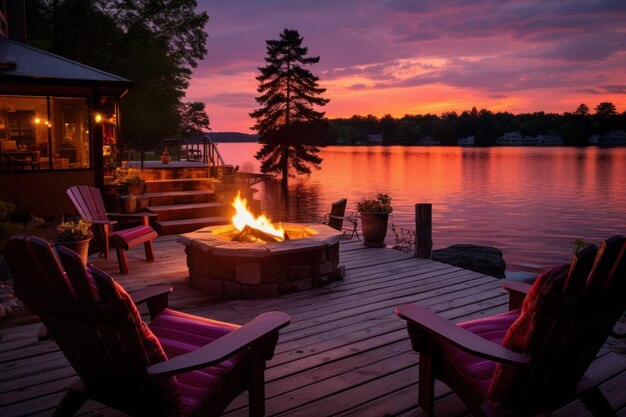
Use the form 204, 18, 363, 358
415, 203, 432, 258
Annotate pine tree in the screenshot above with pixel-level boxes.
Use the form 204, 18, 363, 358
250, 29, 329, 188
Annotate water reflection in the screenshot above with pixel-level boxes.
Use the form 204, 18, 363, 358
217, 143, 626, 272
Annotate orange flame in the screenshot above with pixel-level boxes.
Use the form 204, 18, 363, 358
232, 193, 284, 240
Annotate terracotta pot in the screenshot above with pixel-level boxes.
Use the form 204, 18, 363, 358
161, 147, 171, 164
55, 238, 91, 265
118, 194, 137, 214
127, 181, 145, 195
360, 212, 390, 247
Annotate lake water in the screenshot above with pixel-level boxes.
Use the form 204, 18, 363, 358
216, 143, 626, 272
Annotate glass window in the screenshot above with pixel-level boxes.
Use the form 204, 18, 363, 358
50, 97, 90, 169
0, 96, 47, 171
98, 96, 119, 177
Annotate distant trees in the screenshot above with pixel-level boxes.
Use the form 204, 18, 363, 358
25, 0, 209, 148
251, 29, 329, 188
324, 102, 625, 147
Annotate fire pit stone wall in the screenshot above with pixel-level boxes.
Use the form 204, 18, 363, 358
178, 224, 345, 298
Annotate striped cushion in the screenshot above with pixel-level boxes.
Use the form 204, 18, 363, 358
149, 308, 244, 416
488, 264, 570, 402
110, 225, 155, 242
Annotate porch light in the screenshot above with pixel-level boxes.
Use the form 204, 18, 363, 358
95, 114, 102, 123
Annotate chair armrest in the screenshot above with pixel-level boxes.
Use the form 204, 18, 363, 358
130, 285, 173, 319
147, 311, 291, 377
108, 212, 157, 226
501, 281, 531, 311
396, 304, 530, 366
92, 219, 117, 226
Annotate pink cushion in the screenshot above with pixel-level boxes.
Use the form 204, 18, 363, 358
149, 309, 243, 416
110, 225, 155, 242
488, 264, 570, 402
440, 309, 521, 396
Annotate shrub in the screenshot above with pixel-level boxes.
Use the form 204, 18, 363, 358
356, 193, 393, 213
56, 219, 93, 241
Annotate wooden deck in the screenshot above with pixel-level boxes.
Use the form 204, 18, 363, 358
1, 236, 625, 417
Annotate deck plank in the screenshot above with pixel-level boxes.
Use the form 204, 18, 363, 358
0, 235, 624, 417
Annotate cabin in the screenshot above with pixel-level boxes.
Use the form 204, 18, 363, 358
367, 134, 383, 145
0, 3, 132, 217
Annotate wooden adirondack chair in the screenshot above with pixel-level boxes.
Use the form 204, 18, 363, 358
322, 198, 359, 240
4, 235, 291, 417
396, 234, 626, 417
67, 185, 158, 273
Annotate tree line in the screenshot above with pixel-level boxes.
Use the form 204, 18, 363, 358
323, 102, 626, 146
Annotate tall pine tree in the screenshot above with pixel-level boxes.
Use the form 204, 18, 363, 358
251, 29, 329, 188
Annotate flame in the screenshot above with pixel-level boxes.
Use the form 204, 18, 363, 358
232, 193, 284, 240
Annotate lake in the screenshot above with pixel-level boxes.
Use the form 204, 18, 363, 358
216, 143, 626, 272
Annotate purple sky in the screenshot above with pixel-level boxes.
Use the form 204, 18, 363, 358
188, 0, 626, 132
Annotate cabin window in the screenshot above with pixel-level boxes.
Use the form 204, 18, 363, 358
0, 95, 96, 171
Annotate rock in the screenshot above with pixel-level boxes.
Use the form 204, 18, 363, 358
432, 244, 507, 278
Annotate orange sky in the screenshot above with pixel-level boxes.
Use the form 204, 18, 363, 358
189, 1, 626, 133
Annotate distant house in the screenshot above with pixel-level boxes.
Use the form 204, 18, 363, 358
496, 132, 523, 145
536, 135, 564, 145
368, 134, 383, 145
457, 135, 475, 146
419, 136, 441, 145
605, 130, 626, 144
497, 132, 563, 146
589, 130, 626, 146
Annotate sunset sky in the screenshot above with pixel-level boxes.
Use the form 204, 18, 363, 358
188, 1, 626, 133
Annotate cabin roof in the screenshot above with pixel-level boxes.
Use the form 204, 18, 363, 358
0, 38, 132, 92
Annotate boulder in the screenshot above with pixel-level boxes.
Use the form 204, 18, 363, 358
432, 244, 506, 278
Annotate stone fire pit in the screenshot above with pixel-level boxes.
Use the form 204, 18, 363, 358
178, 223, 345, 298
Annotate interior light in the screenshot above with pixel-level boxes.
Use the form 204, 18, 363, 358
95, 114, 103, 123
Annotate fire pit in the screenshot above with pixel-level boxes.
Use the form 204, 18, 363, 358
177, 195, 345, 298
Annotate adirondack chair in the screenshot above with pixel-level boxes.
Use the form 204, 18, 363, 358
4, 235, 291, 417
67, 185, 158, 273
322, 198, 359, 240
396, 234, 626, 417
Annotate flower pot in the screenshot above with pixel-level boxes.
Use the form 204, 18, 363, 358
127, 181, 145, 195
118, 194, 137, 214
161, 147, 171, 164
55, 238, 91, 265
360, 212, 390, 248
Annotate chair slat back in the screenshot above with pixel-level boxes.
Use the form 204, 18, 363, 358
4, 236, 168, 415
67, 185, 109, 221
563, 244, 597, 296
505, 235, 626, 407
328, 198, 347, 230
585, 235, 626, 295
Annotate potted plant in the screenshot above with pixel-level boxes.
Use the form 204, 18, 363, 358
55, 219, 93, 265
356, 193, 393, 247
114, 163, 146, 195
